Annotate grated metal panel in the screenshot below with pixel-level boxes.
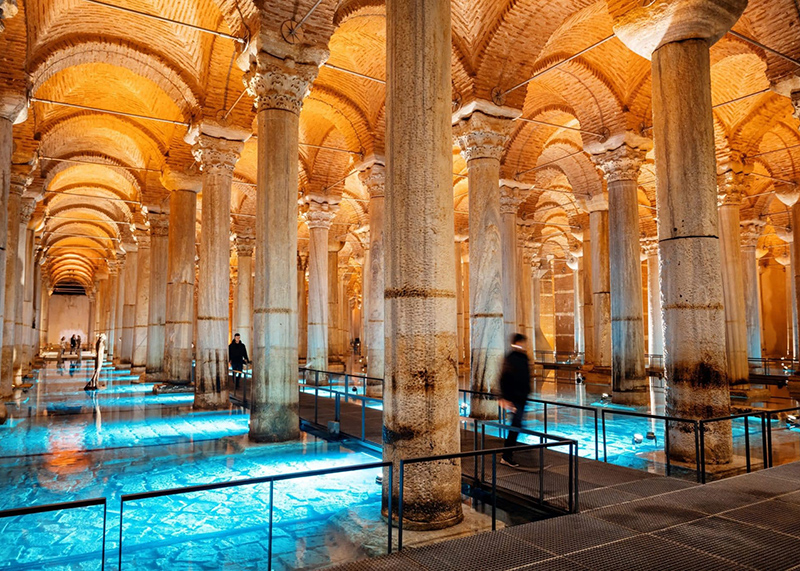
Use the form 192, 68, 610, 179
324, 553, 428, 571
570, 487, 642, 511
586, 497, 706, 533
656, 485, 762, 515
515, 555, 593, 570
552, 460, 656, 488
655, 515, 800, 570
503, 513, 636, 555
564, 534, 750, 571
707, 471, 800, 499
610, 476, 698, 498
762, 462, 800, 481
402, 528, 553, 571
775, 491, 800, 506
720, 499, 800, 538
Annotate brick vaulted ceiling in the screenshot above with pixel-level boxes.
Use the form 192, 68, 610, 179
1, 0, 799, 289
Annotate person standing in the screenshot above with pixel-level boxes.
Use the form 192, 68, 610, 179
70, 334, 77, 355
228, 333, 249, 391
76, 335, 82, 363
85, 333, 106, 391
497, 333, 532, 467
57, 336, 67, 367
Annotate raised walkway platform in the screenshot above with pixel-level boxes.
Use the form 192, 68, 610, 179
329, 461, 800, 571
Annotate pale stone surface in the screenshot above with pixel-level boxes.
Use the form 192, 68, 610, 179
582, 236, 595, 364
113, 255, 127, 365
740, 220, 764, 362
120, 248, 138, 365
588, 197, 611, 368
193, 132, 244, 409
383, 0, 462, 530
244, 40, 325, 442
531, 263, 552, 353
234, 230, 255, 351
500, 185, 524, 348
593, 144, 648, 404
145, 212, 169, 377
641, 237, 664, 358
12, 199, 33, 383
651, 38, 732, 463
297, 252, 308, 361
132, 227, 150, 373
1, 179, 23, 394
360, 162, 385, 387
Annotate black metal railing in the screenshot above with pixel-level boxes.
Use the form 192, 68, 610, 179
748, 357, 797, 377
0, 497, 108, 570
698, 411, 768, 484
118, 461, 393, 569
766, 406, 800, 468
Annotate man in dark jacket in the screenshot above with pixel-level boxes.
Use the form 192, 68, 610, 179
498, 333, 532, 467
229, 333, 249, 390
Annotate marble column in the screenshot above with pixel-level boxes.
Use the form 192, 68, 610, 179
587, 195, 611, 368
113, 253, 127, 365
791, 204, 800, 362
553, 259, 575, 354
582, 235, 595, 364
740, 221, 765, 362
455, 240, 465, 366
20, 227, 35, 375
145, 211, 169, 379
297, 252, 308, 361
234, 230, 255, 352
120, 246, 138, 366
520, 246, 535, 351
305, 195, 338, 374
193, 130, 245, 409
384, 0, 462, 530
641, 237, 664, 358
244, 43, 326, 441
132, 225, 150, 373
593, 144, 648, 404
13, 198, 35, 382
2, 176, 25, 392
571, 252, 585, 355
454, 109, 514, 419
532, 262, 552, 353
328, 246, 344, 365
106, 257, 121, 358
360, 162, 386, 385
717, 171, 748, 388
499, 184, 524, 347
461, 247, 471, 364
612, 0, 745, 462
161, 169, 201, 384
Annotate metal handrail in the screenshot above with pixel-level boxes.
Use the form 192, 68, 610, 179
119, 461, 393, 569
0, 497, 108, 570
765, 406, 800, 468
396, 439, 577, 550
698, 411, 768, 483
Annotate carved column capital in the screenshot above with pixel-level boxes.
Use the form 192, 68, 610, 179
359, 162, 385, 198
717, 168, 747, 207
9, 172, 31, 196
640, 236, 659, 257
500, 185, 525, 215
592, 144, 647, 184
19, 197, 36, 224
244, 49, 326, 115
304, 194, 340, 230
453, 111, 513, 162
192, 134, 245, 175
147, 212, 170, 237
0, 1, 19, 33
235, 230, 256, 257
740, 220, 765, 248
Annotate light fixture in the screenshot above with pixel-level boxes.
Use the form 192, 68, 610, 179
601, 393, 610, 401
632, 433, 643, 444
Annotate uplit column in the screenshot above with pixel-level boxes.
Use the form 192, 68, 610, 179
244, 42, 326, 441
582, 232, 595, 363
384, 0, 462, 530
193, 130, 245, 408
740, 220, 765, 362
106, 257, 121, 358
2, 175, 26, 391
532, 261, 552, 352
593, 144, 648, 404
455, 239, 466, 366
120, 245, 138, 366
587, 194, 611, 368
20, 227, 35, 375
520, 245, 535, 351
113, 252, 127, 365
499, 183, 525, 347
297, 252, 308, 361
328, 244, 344, 365
611, 0, 746, 462
160, 169, 201, 384
234, 230, 255, 351
641, 237, 663, 358
454, 108, 514, 419
305, 195, 338, 373
145, 211, 169, 379
13, 197, 35, 382
717, 168, 748, 387
132, 224, 150, 373
360, 161, 386, 384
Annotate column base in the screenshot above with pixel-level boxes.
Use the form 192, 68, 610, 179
384, 509, 464, 531
138, 371, 164, 384
152, 381, 194, 395
731, 384, 771, 402
612, 389, 650, 407
130, 366, 146, 375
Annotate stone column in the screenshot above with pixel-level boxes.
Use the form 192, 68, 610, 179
532, 262, 552, 352
328, 246, 344, 366
455, 240, 465, 366
87, 288, 96, 345
717, 171, 748, 388
791, 204, 800, 362
305, 195, 338, 373
20, 227, 35, 375
582, 235, 595, 364
740, 221, 764, 362
571, 252, 585, 354
234, 230, 255, 351
360, 162, 386, 384
13, 198, 34, 382
2, 176, 26, 391
384, 0, 462, 530
611, 0, 746, 462
161, 169, 201, 384
454, 109, 514, 419
193, 130, 245, 409
499, 184, 524, 347
113, 253, 127, 365
120, 246, 138, 366
520, 246, 535, 350
132, 225, 150, 373
553, 259, 575, 354
145, 211, 169, 379
461, 246, 470, 363
587, 195, 611, 368
106, 257, 121, 358
641, 237, 664, 358
297, 252, 308, 361
593, 144, 648, 404
244, 42, 326, 442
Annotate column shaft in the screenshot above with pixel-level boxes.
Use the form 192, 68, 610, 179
718, 198, 748, 384
145, 213, 169, 376
120, 250, 138, 365
132, 238, 150, 372
2, 186, 22, 391
306, 221, 330, 372
589, 208, 611, 367
645, 248, 664, 357
362, 165, 385, 385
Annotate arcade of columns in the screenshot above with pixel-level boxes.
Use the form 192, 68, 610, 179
2, 0, 800, 530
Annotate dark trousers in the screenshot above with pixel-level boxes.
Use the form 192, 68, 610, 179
503, 402, 526, 460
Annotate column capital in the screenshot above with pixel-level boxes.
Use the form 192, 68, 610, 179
147, 211, 170, 237
358, 161, 385, 198
453, 109, 515, 162
717, 169, 747, 206
19, 197, 36, 225
160, 167, 202, 193
0, 0, 18, 33
591, 143, 647, 184
192, 133, 245, 175
134, 224, 151, 248
585, 193, 609, 212
740, 220, 765, 248
244, 47, 327, 115
640, 236, 659, 257
304, 194, 340, 230
499, 185, 525, 215
235, 230, 256, 257
9, 171, 31, 196
0, 85, 26, 122
298, 251, 309, 270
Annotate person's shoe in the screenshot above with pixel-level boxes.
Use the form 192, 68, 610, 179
500, 457, 520, 468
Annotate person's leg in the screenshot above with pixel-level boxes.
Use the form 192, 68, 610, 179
502, 405, 525, 462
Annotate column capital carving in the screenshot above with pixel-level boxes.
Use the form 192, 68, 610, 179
0, 1, 19, 33
134, 225, 151, 249
161, 167, 202, 193
740, 220, 765, 248
640, 236, 659, 256
453, 110, 514, 162
775, 183, 800, 208
358, 161, 385, 198
19, 197, 36, 224
244, 48, 327, 115
235, 230, 256, 257
717, 169, 747, 206
304, 194, 340, 230
499, 185, 525, 214
192, 134, 245, 175
0, 85, 26, 122
591, 143, 647, 184
9, 172, 31, 196
147, 212, 170, 237
298, 251, 309, 270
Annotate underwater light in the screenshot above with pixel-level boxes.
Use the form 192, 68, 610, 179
646, 431, 656, 440
375, 475, 383, 485
601, 393, 610, 400
788, 415, 798, 426
632, 433, 643, 444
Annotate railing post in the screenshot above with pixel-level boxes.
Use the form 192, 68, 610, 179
767, 411, 774, 468
543, 402, 548, 434
744, 416, 751, 473
568, 442, 574, 513
387, 465, 393, 554
344, 374, 349, 402
361, 397, 366, 441
699, 422, 707, 484
538, 442, 545, 503
118, 501, 124, 571
594, 410, 600, 460
665, 419, 671, 477
101, 501, 107, 571
694, 421, 701, 483
268, 480, 274, 570
761, 413, 768, 471
335, 393, 341, 422
602, 410, 608, 463
398, 462, 405, 551
491, 453, 497, 531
